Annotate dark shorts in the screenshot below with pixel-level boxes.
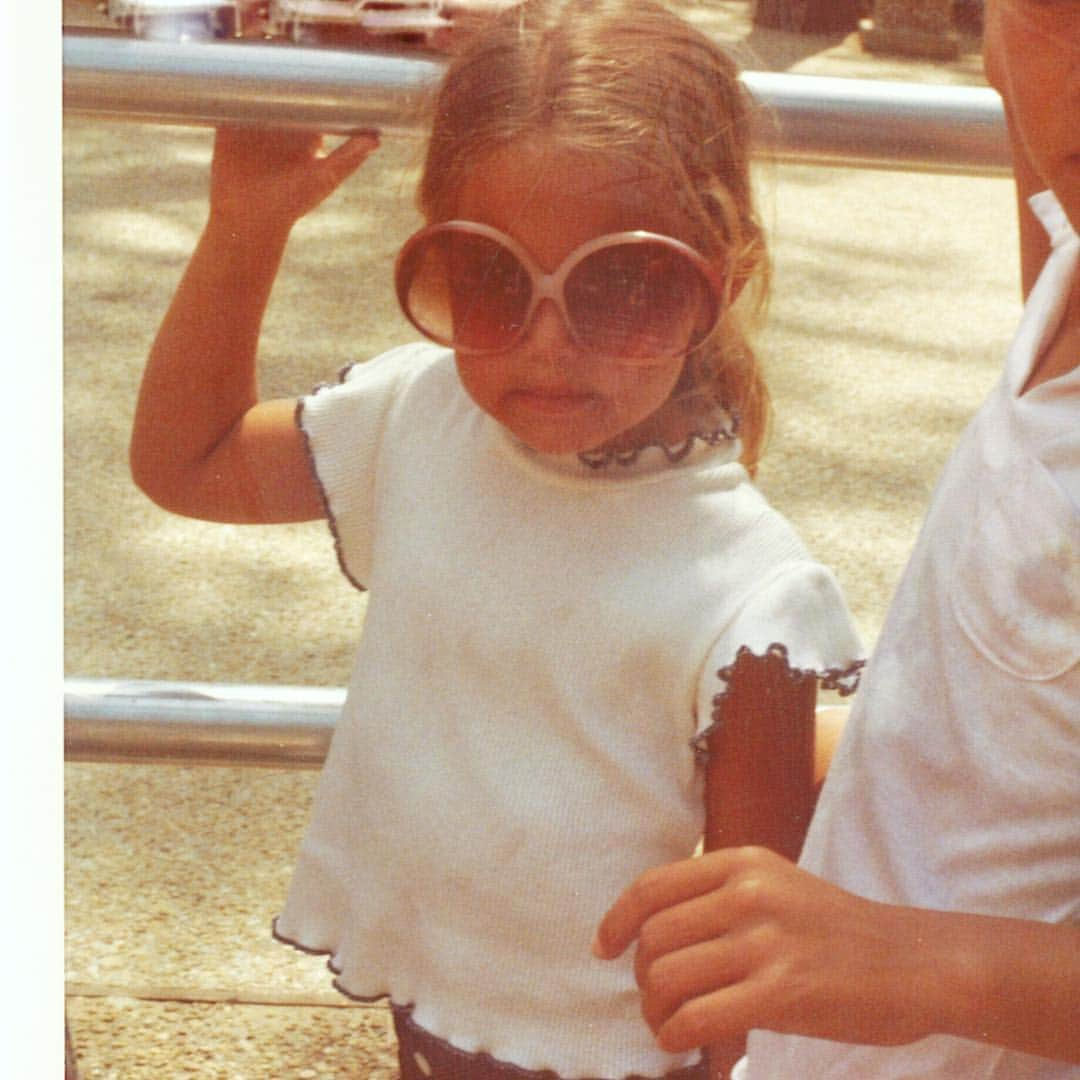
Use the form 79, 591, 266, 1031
392, 1005, 709, 1080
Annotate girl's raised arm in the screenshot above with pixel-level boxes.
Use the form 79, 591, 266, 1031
130, 127, 379, 524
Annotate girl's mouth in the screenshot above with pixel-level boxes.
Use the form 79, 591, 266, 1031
508, 387, 600, 415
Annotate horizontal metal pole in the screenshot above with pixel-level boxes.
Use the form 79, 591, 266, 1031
744, 70, 1009, 175
63, 30, 1011, 174
64, 677, 343, 767
66, 677, 844, 768
63, 29, 446, 136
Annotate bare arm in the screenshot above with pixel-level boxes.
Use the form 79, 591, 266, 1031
702, 648, 818, 862
595, 846, 1080, 1065
130, 127, 379, 523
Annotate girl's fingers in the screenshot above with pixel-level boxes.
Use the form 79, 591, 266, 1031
632, 885, 738, 987
593, 853, 737, 960
210, 127, 380, 228
213, 126, 378, 180
319, 130, 381, 185
655, 983, 760, 1054
294, 131, 380, 212
639, 936, 748, 1036
596, 847, 798, 961
215, 125, 322, 163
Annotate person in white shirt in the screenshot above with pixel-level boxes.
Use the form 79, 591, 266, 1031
595, 1, 1080, 1075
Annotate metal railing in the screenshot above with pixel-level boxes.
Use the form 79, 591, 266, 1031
64, 32, 1013, 767
63, 30, 1011, 174
64, 678, 342, 767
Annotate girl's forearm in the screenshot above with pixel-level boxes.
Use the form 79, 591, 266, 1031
929, 908, 1080, 1063
703, 648, 818, 861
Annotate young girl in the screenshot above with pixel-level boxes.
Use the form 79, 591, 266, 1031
131, 2, 863, 1077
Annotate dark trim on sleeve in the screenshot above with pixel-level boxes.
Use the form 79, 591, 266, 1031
691, 641, 864, 756
294, 382, 368, 595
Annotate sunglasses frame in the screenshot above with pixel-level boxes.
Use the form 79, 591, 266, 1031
394, 220, 729, 359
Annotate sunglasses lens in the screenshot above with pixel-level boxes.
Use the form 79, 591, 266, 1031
398, 227, 721, 360
565, 241, 719, 360
397, 229, 532, 352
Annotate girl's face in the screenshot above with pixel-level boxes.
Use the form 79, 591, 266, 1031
449, 137, 705, 456
983, 0, 1080, 230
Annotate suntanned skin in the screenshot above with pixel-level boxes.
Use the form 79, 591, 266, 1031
130, 128, 378, 523
593, 0, 1080, 1067
593, 847, 1080, 1063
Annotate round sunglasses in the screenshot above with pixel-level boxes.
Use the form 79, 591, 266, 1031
394, 221, 727, 362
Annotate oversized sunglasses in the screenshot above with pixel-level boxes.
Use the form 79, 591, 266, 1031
394, 221, 727, 362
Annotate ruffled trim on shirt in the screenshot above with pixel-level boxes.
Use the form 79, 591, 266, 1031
576, 410, 740, 470
296, 369, 368, 594
272, 916, 392, 1005
692, 642, 864, 757
273, 918, 701, 1077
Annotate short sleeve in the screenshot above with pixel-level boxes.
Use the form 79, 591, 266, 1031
694, 562, 864, 744
298, 344, 439, 590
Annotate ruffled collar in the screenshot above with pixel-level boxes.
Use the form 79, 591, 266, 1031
576, 411, 740, 470
496, 409, 743, 483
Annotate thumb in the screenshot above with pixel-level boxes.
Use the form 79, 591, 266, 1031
319, 130, 381, 189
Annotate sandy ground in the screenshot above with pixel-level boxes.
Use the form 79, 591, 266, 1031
58, 3, 1024, 1077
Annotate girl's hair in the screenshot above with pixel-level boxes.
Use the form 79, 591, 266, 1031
419, 0, 771, 471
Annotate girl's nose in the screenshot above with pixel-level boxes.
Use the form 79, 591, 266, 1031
524, 298, 574, 343
522, 298, 575, 355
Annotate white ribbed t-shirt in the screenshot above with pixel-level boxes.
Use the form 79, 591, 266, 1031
275, 343, 863, 1079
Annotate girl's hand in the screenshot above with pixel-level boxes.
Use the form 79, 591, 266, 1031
592, 846, 946, 1053
208, 126, 380, 238
132, 125, 378, 523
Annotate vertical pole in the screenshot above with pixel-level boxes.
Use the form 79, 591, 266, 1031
860, 0, 961, 59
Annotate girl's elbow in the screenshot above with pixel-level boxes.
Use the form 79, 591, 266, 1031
129, 441, 200, 518
130, 462, 178, 516
129, 439, 161, 503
